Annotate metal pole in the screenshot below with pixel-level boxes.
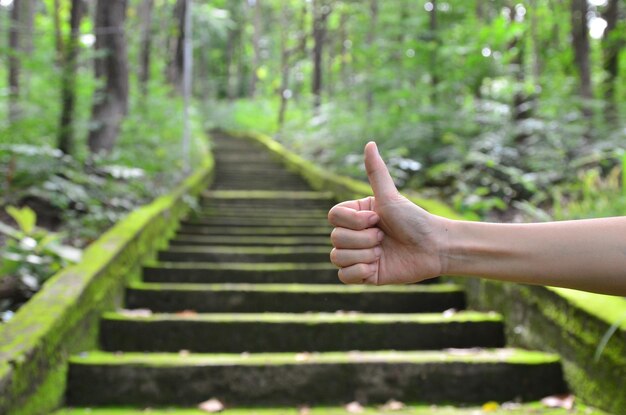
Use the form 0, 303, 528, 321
182, 0, 193, 173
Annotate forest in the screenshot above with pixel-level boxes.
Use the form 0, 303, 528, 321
0, 0, 625, 319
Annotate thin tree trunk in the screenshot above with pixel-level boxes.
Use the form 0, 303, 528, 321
602, 0, 620, 123
571, 0, 593, 116
138, 0, 154, 95
225, 28, 237, 100
429, 0, 439, 105
365, 0, 378, 111
53, 0, 63, 58
19, 0, 34, 54
88, 0, 129, 154
167, 0, 185, 93
57, 0, 84, 155
338, 11, 349, 87
277, 7, 291, 129
8, 0, 20, 123
250, 0, 261, 97
312, 0, 330, 109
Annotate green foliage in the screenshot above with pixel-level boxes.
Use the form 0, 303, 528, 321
0, 206, 81, 320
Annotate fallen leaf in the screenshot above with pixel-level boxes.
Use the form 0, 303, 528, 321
295, 352, 312, 362
481, 401, 499, 412
541, 394, 574, 410
345, 401, 364, 413
198, 398, 224, 413
179, 349, 190, 356
119, 308, 152, 317
379, 399, 405, 411
501, 401, 522, 410
442, 308, 457, 318
297, 405, 311, 415
176, 310, 198, 317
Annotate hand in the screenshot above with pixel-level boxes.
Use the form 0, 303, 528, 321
328, 142, 450, 285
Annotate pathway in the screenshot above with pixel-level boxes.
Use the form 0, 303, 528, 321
56, 134, 569, 413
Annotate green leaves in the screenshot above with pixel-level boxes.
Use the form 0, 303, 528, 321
6, 206, 37, 235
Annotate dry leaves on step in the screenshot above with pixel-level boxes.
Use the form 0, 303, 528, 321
344, 401, 364, 413
178, 349, 190, 356
297, 405, 311, 415
119, 308, 152, 317
481, 401, 499, 412
198, 398, 225, 413
541, 394, 575, 409
295, 352, 312, 362
442, 308, 457, 318
176, 310, 198, 317
378, 399, 405, 411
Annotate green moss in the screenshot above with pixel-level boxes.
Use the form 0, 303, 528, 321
547, 287, 626, 330
0, 135, 215, 415
228, 131, 471, 221
128, 282, 462, 294
69, 348, 559, 366
102, 310, 501, 324
51, 402, 610, 415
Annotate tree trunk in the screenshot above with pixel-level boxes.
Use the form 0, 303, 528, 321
365, 0, 378, 111
19, 0, 34, 54
88, 0, 129, 154
602, 0, 620, 123
571, 0, 593, 116
338, 10, 349, 87
138, 0, 154, 95
53, 0, 63, 58
429, 0, 439, 105
277, 7, 291, 129
312, 0, 330, 109
8, 0, 20, 123
57, 0, 84, 155
250, 0, 261, 97
167, 0, 185, 93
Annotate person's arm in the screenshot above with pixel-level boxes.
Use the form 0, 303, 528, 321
327, 141, 626, 296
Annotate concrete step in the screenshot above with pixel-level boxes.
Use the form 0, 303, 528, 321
179, 217, 331, 227
125, 282, 466, 313
158, 246, 331, 263
212, 183, 312, 191
200, 190, 335, 209
52, 404, 609, 415
176, 225, 332, 236
193, 208, 329, 219
168, 235, 331, 247
66, 349, 565, 406
100, 311, 504, 353
143, 262, 340, 284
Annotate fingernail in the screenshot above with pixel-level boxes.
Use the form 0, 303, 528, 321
374, 246, 382, 256
368, 214, 379, 226
377, 230, 384, 241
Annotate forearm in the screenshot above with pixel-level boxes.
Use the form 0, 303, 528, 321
443, 217, 626, 295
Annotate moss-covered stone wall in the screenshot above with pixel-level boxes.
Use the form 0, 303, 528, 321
456, 277, 626, 414
0, 146, 214, 415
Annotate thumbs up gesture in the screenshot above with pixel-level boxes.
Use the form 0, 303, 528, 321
328, 142, 450, 285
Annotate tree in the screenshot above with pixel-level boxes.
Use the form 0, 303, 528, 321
87, 0, 129, 154
57, 0, 85, 155
8, 0, 20, 122
311, 0, 331, 109
570, 0, 592, 117
250, 0, 262, 97
138, 0, 154, 95
167, 0, 185, 93
602, 0, 621, 123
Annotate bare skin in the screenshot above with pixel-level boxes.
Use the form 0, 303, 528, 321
328, 142, 626, 296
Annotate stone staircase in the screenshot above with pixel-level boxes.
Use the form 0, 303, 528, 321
62, 134, 566, 409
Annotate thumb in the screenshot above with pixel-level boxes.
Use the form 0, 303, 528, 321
364, 141, 398, 201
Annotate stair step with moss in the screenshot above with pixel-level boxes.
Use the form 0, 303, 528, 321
158, 246, 331, 263
194, 207, 330, 219
168, 235, 331, 247
180, 217, 332, 227
176, 225, 333, 237
100, 311, 504, 353
52, 403, 610, 415
142, 262, 340, 284
125, 282, 466, 313
199, 201, 334, 210
212, 182, 313, 191
65, 349, 565, 407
